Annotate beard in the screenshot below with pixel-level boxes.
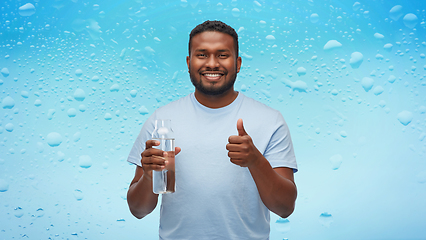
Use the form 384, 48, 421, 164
189, 67, 237, 96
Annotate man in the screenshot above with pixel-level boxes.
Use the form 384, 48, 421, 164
127, 20, 298, 239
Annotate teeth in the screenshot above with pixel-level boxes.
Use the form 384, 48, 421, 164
204, 74, 222, 77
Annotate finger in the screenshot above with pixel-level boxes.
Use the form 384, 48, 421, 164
237, 118, 248, 136
145, 139, 160, 149
228, 135, 245, 144
141, 148, 163, 158
175, 147, 181, 155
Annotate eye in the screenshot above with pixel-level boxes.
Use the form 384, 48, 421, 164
196, 53, 207, 58
219, 54, 229, 58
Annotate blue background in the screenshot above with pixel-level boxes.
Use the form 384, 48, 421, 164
1, 0, 425, 239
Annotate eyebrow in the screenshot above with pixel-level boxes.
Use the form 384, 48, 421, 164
194, 49, 231, 52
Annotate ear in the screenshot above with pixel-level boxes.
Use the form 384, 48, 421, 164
236, 56, 242, 73
186, 56, 190, 72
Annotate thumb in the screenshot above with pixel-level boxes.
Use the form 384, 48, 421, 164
237, 118, 248, 136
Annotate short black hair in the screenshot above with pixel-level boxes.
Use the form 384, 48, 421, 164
188, 20, 239, 56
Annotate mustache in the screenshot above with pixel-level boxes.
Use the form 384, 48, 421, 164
199, 69, 228, 75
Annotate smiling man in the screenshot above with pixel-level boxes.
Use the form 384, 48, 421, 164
127, 20, 298, 240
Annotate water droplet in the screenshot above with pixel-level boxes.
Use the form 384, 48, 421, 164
419, 106, 426, 114
138, 106, 149, 115
319, 212, 333, 227
18, 3, 36, 16
349, 52, 363, 69
36, 208, 44, 218
57, 151, 65, 162
310, 13, 319, 23
388, 75, 396, 83
5, 123, 14, 132
79, 104, 86, 112
14, 207, 24, 218
79, 155, 92, 168
0, 179, 9, 192
21, 91, 29, 98
374, 33, 384, 39
397, 110, 413, 126
110, 84, 120, 92
34, 99, 42, 107
403, 13, 418, 29
330, 154, 342, 170
75, 69, 83, 77
104, 113, 112, 120
67, 108, 77, 117
361, 77, 374, 92
389, 5, 403, 21
1, 68, 10, 77
74, 89, 86, 101
323, 40, 342, 51
275, 218, 291, 233
74, 189, 84, 201
353, 2, 361, 11
2, 96, 15, 109
130, 90, 138, 98
373, 86, 384, 96
91, 75, 99, 81
340, 131, 347, 138
232, 8, 240, 17
46, 132, 62, 147
384, 43, 393, 52
296, 67, 307, 76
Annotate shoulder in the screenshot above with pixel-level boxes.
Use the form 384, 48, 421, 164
239, 93, 281, 117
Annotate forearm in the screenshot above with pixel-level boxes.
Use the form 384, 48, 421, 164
127, 173, 158, 219
248, 157, 297, 218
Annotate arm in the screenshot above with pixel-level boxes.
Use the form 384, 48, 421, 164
127, 140, 181, 219
226, 119, 297, 218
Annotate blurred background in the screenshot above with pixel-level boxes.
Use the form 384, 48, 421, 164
1, 0, 425, 239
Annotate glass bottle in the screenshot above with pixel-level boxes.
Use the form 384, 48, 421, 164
152, 119, 175, 194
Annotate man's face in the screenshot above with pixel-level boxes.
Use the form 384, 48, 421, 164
187, 31, 242, 96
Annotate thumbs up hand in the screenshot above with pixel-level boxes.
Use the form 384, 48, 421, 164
226, 119, 262, 168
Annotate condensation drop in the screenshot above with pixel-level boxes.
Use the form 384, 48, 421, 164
265, 35, 275, 44
231, 8, 240, 17
14, 207, 24, 218
319, 212, 333, 227
374, 33, 384, 39
0, 179, 9, 192
75, 69, 83, 77
275, 218, 290, 233
397, 111, 413, 126
5, 123, 14, 132
349, 52, 363, 69
373, 86, 384, 96
361, 77, 374, 92
2, 96, 15, 109
104, 113, 112, 120
74, 189, 84, 201
79, 155, 92, 168
74, 88, 86, 101
384, 43, 393, 52
1, 68, 10, 77
139, 106, 149, 115
296, 67, 307, 76
389, 5, 403, 21
67, 108, 77, 117
46, 132, 62, 147
323, 40, 342, 51
403, 13, 418, 29
330, 154, 343, 170
310, 13, 319, 23
18, 3, 36, 16
130, 90, 137, 98
388, 75, 396, 83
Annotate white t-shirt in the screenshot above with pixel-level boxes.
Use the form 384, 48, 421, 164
128, 92, 297, 240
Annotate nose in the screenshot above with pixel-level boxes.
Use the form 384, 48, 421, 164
205, 55, 219, 69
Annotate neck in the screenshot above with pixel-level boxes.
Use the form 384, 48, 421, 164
194, 89, 239, 109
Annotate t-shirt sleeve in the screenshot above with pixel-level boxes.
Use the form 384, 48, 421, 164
127, 113, 156, 167
264, 112, 298, 172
